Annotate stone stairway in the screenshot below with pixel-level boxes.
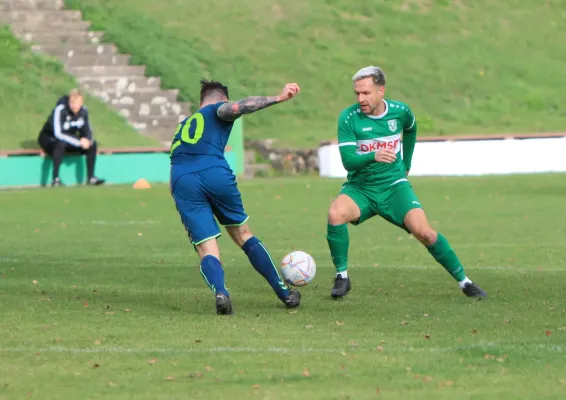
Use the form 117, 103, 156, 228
1, 0, 190, 145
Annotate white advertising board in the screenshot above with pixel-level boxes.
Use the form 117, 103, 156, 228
318, 137, 566, 178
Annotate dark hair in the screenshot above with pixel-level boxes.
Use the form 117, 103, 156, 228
200, 79, 229, 103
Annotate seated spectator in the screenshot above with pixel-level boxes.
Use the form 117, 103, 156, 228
37, 89, 105, 187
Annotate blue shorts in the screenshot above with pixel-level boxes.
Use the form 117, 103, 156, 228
170, 166, 249, 245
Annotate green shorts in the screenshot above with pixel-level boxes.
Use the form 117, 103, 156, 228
339, 179, 422, 232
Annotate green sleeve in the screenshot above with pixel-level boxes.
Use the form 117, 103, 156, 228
402, 106, 417, 171
339, 145, 375, 171
337, 113, 375, 171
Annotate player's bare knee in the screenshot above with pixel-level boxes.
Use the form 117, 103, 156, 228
412, 227, 437, 246
328, 206, 349, 225
226, 224, 253, 248
196, 239, 220, 260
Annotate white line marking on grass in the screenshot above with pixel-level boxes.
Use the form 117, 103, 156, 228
0, 347, 338, 354
0, 343, 563, 355
0, 256, 564, 273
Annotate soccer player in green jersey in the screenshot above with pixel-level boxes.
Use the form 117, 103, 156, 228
326, 66, 487, 299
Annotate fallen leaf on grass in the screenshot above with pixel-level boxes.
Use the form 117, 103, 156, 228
94, 340, 101, 346
401, 321, 408, 326
438, 380, 453, 388
302, 368, 311, 377
32, 280, 38, 285
123, 308, 132, 313
252, 384, 260, 389
304, 324, 313, 329
424, 334, 431, 340
107, 381, 117, 387
422, 376, 433, 383
83, 301, 89, 308
204, 366, 213, 371
376, 387, 381, 395
471, 329, 478, 334
137, 233, 143, 236
93, 363, 100, 368
148, 358, 158, 365
336, 321, 344, 326
423, 313, 429, 317
165, 376, 175, 381
546, 330, 552, 336
376, 346, 384, 353
194, 339, 202, 343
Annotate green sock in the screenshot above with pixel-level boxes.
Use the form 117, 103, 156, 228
426, 233, 466, 282
326, 223, 349, 274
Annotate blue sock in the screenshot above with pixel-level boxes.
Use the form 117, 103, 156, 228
242, 237, 290, 299
200, 255, 229, 297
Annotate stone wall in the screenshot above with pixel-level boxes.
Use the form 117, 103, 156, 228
245, 139, 319, 175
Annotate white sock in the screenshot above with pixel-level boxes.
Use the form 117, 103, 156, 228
458, 277, 472, 289
337, 271, 348, 279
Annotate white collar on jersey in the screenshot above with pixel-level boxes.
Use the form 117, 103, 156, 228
366, 99, 388, 120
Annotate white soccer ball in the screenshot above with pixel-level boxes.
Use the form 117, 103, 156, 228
280, 251, 316, 287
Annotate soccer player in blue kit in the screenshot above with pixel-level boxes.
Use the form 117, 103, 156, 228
170, 79, 302, 315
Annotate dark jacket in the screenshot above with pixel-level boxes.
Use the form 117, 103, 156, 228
38, 95, 92, 147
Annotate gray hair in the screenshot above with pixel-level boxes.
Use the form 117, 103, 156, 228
352, 66, 386, 86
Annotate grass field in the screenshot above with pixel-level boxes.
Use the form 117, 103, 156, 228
0, 26, 159, 150
1, 174, 566, 399
64, 0, 566, 147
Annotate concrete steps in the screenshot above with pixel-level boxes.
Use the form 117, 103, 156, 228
1, 0, 190, 144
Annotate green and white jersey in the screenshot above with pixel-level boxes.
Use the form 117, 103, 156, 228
337, 99, 417, 186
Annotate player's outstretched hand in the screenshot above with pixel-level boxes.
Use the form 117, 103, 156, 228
374, 149, 396, 163
278, 83, 300, 102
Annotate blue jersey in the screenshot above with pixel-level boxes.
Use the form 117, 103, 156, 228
169, 102, 234, 173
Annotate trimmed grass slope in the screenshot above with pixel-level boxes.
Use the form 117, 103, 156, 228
66, 0, 566, 147
0, 26, 159, 150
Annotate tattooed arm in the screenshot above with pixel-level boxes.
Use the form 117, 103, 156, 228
217, 96, 280, 121
217, 83, 300, 121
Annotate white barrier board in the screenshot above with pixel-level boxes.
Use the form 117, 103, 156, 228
318, 137, 566, 178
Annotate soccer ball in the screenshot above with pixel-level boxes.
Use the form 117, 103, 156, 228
280, 251, 316, 287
